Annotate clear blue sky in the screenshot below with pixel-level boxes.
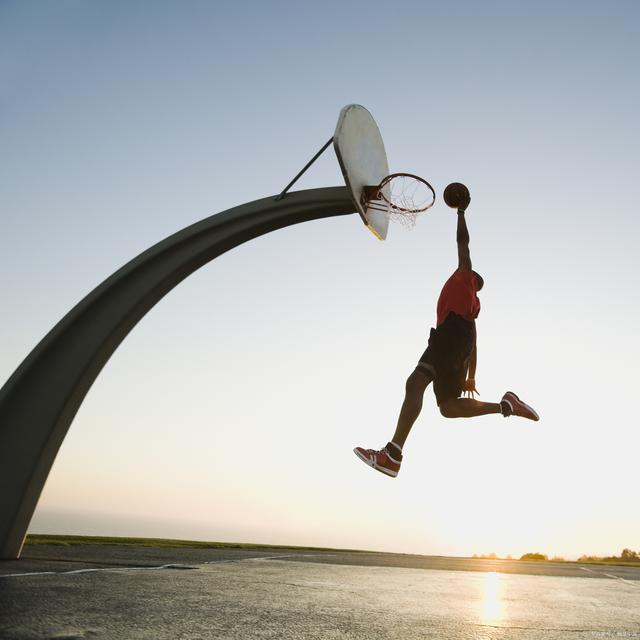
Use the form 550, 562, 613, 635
1, 1, 638, 558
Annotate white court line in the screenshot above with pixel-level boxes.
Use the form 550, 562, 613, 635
0, 563, 198, 579
250, 554, 340, 560
579, 565, 638, 587
0, 554, 308, 579
199, 555, 294, 566
202, 553, 334, 565
245, 554, 313, 562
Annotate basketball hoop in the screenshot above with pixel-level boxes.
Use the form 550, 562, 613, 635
361, 173, 435, 228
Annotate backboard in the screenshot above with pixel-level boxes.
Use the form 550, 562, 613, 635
333, 104, 389, 240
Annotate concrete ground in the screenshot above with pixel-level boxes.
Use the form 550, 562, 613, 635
1, 545, 639, 639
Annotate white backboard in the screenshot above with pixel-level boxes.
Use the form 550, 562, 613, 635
333, 104, 389, 240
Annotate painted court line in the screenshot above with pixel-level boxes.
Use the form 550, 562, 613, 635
0, 563, 198, 579
579, 565, 638, 587
0, 554, 308, 579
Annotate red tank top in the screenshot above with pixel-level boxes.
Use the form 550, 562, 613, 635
436, 270, 481, 326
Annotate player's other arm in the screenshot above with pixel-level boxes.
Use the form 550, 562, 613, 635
467, 341, 477, 381
456, 207, 472, 272
463, 324, 479, 397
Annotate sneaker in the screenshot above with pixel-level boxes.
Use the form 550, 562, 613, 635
353, 444, 402, 478
501, 391, 539, 421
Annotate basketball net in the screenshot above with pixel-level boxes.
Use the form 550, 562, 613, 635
362, 173, 435, 229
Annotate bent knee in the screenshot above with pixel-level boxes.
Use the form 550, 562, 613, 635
439, 400, 457, 418
406, 369, 430, 394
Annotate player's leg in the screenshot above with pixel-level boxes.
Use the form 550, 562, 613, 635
353, 365, 433, 478
432, 317, 539, 421
391, 366, 433, 448
435, 368, 539, 420
439, 397, 502, 418
439, 393, 539, 420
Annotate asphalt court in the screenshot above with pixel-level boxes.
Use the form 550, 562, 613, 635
1, 545, 639, 639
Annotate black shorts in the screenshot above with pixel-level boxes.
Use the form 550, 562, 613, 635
417, 313, 475, 406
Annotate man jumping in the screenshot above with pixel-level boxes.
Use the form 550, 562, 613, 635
354, 198, 539, 478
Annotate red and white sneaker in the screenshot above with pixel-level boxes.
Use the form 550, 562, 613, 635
353, 444, 401, 478
501, 391, 540, 421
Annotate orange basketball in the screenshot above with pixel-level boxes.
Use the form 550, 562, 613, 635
443, 182, 470, 209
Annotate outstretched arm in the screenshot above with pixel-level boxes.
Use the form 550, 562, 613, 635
456, 208, 472, 272
463, 326, 479, 398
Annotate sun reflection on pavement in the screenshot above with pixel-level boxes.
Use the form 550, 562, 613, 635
479, 571, 504, 624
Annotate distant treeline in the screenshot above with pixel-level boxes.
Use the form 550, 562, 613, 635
471, 552, 550, 561
577, 548, 640, 563
472, 548, 640, 564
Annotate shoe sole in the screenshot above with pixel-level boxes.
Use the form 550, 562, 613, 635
353, 448, 398, 478
504, 393, 540, 421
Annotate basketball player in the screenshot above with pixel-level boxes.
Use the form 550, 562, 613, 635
354, 194, 539, 478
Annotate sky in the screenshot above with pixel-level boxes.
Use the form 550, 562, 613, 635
1, 1, 639, 559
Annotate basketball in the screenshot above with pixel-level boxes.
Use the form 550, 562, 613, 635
443, 182, 470, 209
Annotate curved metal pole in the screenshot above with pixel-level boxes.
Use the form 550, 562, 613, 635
0, 187, 356, 559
